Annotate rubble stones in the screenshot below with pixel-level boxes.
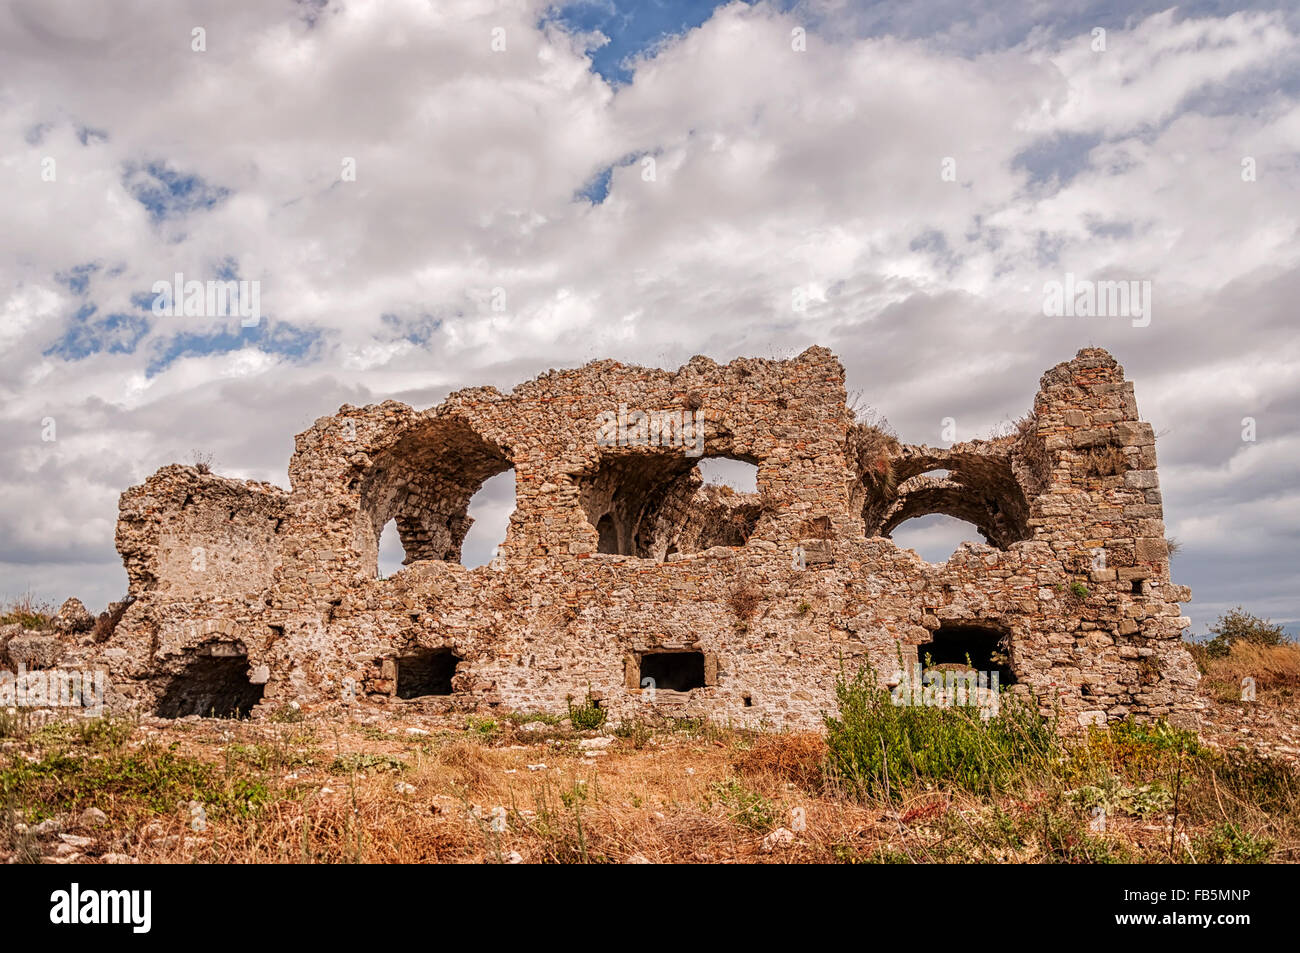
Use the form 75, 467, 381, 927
52, 598, 94, 635
6, 633, 64, 670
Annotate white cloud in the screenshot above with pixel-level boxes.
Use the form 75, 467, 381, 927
1, 1, 1297, 633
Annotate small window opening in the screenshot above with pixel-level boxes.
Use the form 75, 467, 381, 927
639, 651, 706, 692
917, 625, 1016, 685
396, 647, 461, 698
742, 692, 753, 707
1131, 579, 1144, 595
156, 651, 264, 718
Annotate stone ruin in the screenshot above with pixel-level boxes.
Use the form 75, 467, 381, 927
9, 346, 1203, 729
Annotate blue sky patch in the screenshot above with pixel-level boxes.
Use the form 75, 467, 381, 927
576, 165, 613, 203
54, 262, 100, 296
146, 321, 324, 377
380, 312, 443, 347
1012, 132, 1103, 189
77, 125, 108, 146
122, 160, 230, 224
44, 303, 151, 361
543, 0, 739, 84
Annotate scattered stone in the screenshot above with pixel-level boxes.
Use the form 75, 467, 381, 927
77, 807, 109, 828
394, 781, 417, 795
6, 634, 64, 670
52, 598, 95, 635
762, 827, 796, 851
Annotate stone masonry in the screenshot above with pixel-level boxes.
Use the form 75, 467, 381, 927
47, 346, 1200, 729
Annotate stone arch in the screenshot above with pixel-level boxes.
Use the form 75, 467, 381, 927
358, 414, 513, 571
868, 447, 1031, 550
577, 450, 764, 560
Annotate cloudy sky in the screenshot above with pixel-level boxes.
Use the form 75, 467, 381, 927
2, 0, 1297, 636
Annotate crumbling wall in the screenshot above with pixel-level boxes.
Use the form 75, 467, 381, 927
80, 346, 1199, 729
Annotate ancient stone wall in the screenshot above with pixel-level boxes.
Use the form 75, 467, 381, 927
83, 346, 1200, 729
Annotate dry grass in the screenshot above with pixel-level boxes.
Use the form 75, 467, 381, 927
1, 697, 1297, 864
1192, 640, 1300, 701
726, 582, 762, 621
0, 592, 55, 630
732, 732, 827, 791
1084, 443, 1126, 477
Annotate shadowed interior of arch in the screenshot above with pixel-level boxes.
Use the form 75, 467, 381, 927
579, 453, 761, 559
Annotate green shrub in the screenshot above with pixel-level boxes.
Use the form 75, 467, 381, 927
823, 666, 1059, 801
1192, 823, 1274, 864
708, 778, 777, 832
504, 711, 563, 727
0, 747, 268, 820
464, 716, 498, 739
613, 718, 653, 749
1201, 608, 1289, 659
329, 752, 406, 774
567, 692, 606, 732
1061, 719, 1201, 787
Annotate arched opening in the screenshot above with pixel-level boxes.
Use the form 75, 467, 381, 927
867, 452, 1031, 551
888, 514, 988, 564
697, 457, 758, 494
596, 514, 619, 554
359, 416, 513, 573
917, 624, 1016, 685
460, 469, 516, 568
579, 452, 763, 560
156, 642, 264, 718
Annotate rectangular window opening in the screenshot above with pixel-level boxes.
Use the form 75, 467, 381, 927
396, 647, 461, 698
639, 651, 706, 693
